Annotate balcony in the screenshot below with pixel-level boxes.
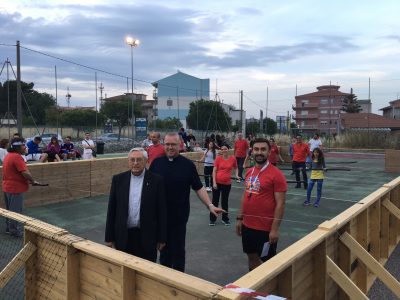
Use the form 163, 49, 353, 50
292, 103, 319, 110
293, 114, 319, 119
152, 89, 158, 100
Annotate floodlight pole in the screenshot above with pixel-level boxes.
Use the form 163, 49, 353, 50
16, 40, 22, 136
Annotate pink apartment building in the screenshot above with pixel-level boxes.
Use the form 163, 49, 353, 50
293, 85, 350, 135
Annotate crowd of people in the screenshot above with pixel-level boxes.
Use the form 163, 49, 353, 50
0, 132, 102, 165
2, 127, 325, 273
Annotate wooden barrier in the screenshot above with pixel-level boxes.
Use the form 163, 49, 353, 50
1, 156, 399, 299
385, 149, 400, 173
217, 177, 400, 299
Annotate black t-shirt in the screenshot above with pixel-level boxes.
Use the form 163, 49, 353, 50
150, 155, 203, 225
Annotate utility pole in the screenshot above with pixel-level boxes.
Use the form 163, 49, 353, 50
99, 82, 104, 107
66, 87, 71, 107
55, 65, 58, 135
16, 40, 22, 136
265, 86, 269, 135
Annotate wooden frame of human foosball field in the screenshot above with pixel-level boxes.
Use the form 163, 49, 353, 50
0, 155, 399, 299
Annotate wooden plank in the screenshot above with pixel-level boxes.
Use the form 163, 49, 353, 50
382, 198, 400, 220
80, 253, 122, 282
80, 266, 122, 298
380, 196, 390, 259
340, 232, 400, 298
326, 256, 368, 300
337, 225, 351, 300
0, 242, 37, 288
66, 245, 80, 300
355, 210, 368, 293
25, 229, 38, 300
368, 201, 380, 261
73, 240, 220, 299
122, 266, 136, 300
80, 279, 120, 300
136, 273, 197, 300
277, 266, 292, 299
312, 241, 326, 300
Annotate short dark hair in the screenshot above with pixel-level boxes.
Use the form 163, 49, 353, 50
34, 136, 42, 142
0, 138, 9, 148
66, 136, 72, 140
252, 138, 271, 150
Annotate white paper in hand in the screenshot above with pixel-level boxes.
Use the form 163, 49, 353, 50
261, 242, 270, 258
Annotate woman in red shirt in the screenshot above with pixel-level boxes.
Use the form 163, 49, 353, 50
268, 138, 284, 166
210, 145, 240, 226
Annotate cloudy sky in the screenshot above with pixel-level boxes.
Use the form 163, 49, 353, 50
1, 0, 400, 119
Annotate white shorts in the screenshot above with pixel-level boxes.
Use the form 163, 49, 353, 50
26, 153, 42, 161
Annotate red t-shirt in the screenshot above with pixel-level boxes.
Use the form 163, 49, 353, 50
268, 144, 280, 164
214, 156, 237, 185
147, 144, 165, 166
292, 143, 310, 162
2, 152, 29, 194
234, 139, 249, 158
242, 164, 287, 231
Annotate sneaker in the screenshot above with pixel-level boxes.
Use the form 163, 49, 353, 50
236, 179, 241, 183
206, 187, 212, 192
209, 222, 216, 226
222, 220, 231, 226
303, 201, 311, 206
5, 228, 10, 234
314, 202, 319, 208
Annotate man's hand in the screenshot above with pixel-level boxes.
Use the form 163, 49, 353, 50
236, 220, 242, 236
157, 242, 165, 251
105, 242, 115, 248
269, 229, 279, 244
209, 205, 224, 217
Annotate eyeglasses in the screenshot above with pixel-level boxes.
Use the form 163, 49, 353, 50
129, 158, 144, 163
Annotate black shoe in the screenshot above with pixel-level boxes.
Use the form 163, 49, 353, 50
222, 220, 231, 226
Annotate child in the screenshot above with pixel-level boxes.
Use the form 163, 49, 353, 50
303, 147, 326, 207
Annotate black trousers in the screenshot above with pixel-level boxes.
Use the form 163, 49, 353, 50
160, 224, 187, 272
293, 161, 308, 188
210, 184, 231, 222
204, 166, 213, 188
236, 157, 246, 179
126, 228, 157, 262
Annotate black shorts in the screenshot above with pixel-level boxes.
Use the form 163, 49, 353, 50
241, 224, 277, 261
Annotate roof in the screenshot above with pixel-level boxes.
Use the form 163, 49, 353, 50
151, 71, 206, 87
296, 85, 350, 99
340, 113, 400, 130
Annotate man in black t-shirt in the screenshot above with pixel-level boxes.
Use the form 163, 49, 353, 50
150, 132, 223, 272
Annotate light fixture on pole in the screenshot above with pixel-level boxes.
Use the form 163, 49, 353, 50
125, 36, 140, 139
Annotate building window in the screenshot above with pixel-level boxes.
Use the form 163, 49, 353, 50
320, 99, 328, 104
320, 110, 328, 114
301, 110, 308, 115
167, 99, 173, 106
320, 121, 328, 125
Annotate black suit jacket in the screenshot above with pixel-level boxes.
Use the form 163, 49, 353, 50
105, 170, 167, 252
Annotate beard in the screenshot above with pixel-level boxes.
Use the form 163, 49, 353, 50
254, 155, 267, 164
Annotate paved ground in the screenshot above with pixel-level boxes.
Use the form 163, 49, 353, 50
19, 153, 400, 295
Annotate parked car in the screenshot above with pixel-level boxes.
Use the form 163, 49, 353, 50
26, 133, 63, 145
96, 133, 132, 142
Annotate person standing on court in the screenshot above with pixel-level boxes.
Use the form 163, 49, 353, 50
146, 131, 165, 167
210, 145, 240, 226
234, 132, 249, 182
236, 138, 287, 271
307, 133, 322, 168
292, 135, 310, 189
150, 132, 223, 272
105, 148, 167, 262
2, 138, 41, 236
82, 132, 95, 160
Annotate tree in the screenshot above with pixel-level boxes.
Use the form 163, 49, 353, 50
186, 99, 232, 131
341, 91, 361, 113
100, 97, 141, 138
0, 80, 56, 124
263, 117, 278, 135
151, 117, 183, 130
57, 109, 105, 139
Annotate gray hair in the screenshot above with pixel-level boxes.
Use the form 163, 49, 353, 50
165, 132, 179, 140
128, 147, 148, 160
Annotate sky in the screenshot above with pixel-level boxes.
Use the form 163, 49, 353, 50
1, 0, 400, 119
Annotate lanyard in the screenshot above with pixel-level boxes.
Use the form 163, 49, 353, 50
248, 161, 269, 193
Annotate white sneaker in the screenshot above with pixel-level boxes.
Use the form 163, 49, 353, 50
206, 187, 212, 192
236, 179, 241, 183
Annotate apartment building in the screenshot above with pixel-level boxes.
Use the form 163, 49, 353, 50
293, 85, 350, 135
379, 99, 400, 119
